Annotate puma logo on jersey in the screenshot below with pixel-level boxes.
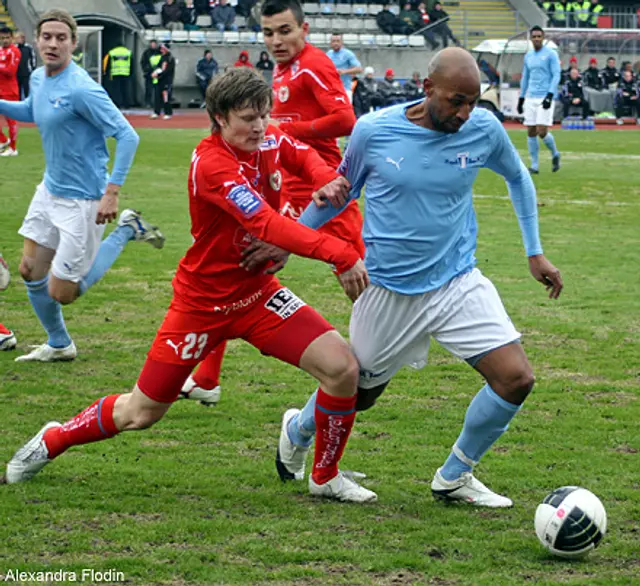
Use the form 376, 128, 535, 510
385, 156, 404, 170
166, 339, 183, 356
335, 96, 346, 103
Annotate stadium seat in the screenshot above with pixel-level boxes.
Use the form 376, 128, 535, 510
343, 33, 359, 47
353, 4, 367, 16
367, 4, 379, 16
320, 3, 334, 15
236, 16, 246, 28
171, 30, 189, 43
154, 29, 171, 43
375, 34, 392, 46
389, 5, 400, 15
257, 32, 264, 43
305, 3, 320, 15
308, 32, 328, 45
335, 4, 352, 15
364, 19, 377, 31
392, 34, 409, 47
147, 14, 161, 27
333, 17, 348, 31
189, 30, 206, 43
196, 15, 211, 28
347, 18, 361, 31
306, 16, 316, 27
223, 31, 240, 43
239, 31, 258, 43
409, 35, 425, 47
358, 33, 375, 46
314, 17, 330, 29
144, 30, 155, 43
206, 30, 224, 44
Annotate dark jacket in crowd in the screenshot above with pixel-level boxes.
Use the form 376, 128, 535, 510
183, 5, 198, 26
378, 78, 406, 106
600, 65, 620, 87
17, 41, 36, 78
158, 52, 176, 87
211, 4, 236, 28
403, 78, 424, 100
255, 54, 274, 72
141, 47, 160, 76
161, 2, 183, 26
616, 78, 639, 103
582, 66, 603, 90
562, 77, 586, 102
197, 56, 218, 82
353, 76, 384, 117
376, 8, 411, 35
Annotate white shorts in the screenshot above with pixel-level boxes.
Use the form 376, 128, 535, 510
350, 268, 521, 389
524, 97, 554, 127
18, 183, 105, 283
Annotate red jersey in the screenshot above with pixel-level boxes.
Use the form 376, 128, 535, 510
0, 44, 20, 98
173, 127, 360, 312
272, 43, 355, 183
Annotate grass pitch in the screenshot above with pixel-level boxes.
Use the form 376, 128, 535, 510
0, 128, 639, 586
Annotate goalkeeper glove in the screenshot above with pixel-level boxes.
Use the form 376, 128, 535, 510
517, 97, 525, 115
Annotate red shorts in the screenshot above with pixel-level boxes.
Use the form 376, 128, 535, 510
137, 279, 334, 403
281, 190, 365, 259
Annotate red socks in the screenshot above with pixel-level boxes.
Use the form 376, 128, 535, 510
0, 322, 11, 335
43, 394, 121, 459
193, 341, 226, 389
311, 389, 357, 485
7, 119, 17, 150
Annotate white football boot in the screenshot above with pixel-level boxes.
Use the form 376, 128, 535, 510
0, 139, 9, 152
0, 253, 10, 290
276, 408, 310, 482
15, 341, 77, 363
0, 148, 18, 157
309, 471, 378, 503
0, 329, 17, 350
179, 375, 221, 406
5, 421, 61, 484
431, 468, 513, 508
118, 209, 165, 249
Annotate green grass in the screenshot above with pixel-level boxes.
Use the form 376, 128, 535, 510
1, 128, 639, 586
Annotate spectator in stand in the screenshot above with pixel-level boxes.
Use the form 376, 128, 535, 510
129, 0, 150, 28
211, 0, 238, 32
326, 33, 362, 97
195, 0, 209, 15
429, 2, 459, 48
562, 68, 589, 119
183, 0, 199, 30
162, 0, 184, 31
255, 50, 274, 83
237, 0, 258, 18
586, 0, 604, 28
620, 61, 635, 82
376, 3, 411, 35
196, 49, 218, 105
403, 70, 424, 100
14, 31, 36, 99
234, 49, 253, 68
378, 68, 406, 107
151, 42, 175, 120
416, 2, 439, 49
143, 0, 157, 13
582, 57, 603, 90
141, 39, 161, 108
547, 0, 570, 28
400, 2, 420, 33
352, 66, 383, 118
561, 55, 580, 84
601, 56, 619, 88
615, 70, 640, 125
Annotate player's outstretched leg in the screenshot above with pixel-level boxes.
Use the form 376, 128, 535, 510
180, 341, 226, 406
78, 209, 164, 297
0, 322, 17, 350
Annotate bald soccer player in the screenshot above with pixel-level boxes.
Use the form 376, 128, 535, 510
274, 48, 563, 506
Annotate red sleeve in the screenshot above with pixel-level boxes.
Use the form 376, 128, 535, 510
269, 126, 339, 190
195, 156, 359, 274
279, 54, 356, 139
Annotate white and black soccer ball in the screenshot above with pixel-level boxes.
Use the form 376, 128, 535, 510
535, 486, 607, 559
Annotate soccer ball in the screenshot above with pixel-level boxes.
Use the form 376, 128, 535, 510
534, 486, 607, 559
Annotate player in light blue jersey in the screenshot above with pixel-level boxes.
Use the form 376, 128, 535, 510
326, 33, 363, 97
0, 9, 164, 363
271, 47, 563, 506
517, 26, 561, 175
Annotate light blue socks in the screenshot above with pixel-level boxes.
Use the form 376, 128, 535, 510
527, 136, 540, 171
541, 133, 559, 157
287, 390, 317, 448
25, 275, 72, 349
440, 384, 521, 481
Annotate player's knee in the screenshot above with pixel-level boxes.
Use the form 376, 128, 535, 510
18, 257, 34, 281
323, 349, 359, 394
537, 128, 548, 138
49, 288, 78, 305
503, 369, 535, 403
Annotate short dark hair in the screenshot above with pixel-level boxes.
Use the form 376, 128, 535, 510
0, 26, 13, 35
607, 56, 615, 61
206, 68, 272, 132
204, 49, 212, 56
530, 25, 544, 35
261, 0, 304, 26
331, 32, 342, 38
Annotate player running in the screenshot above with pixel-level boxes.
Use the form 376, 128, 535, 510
3, 67, 377, 504
0, 10, 163, 362
0, 26, 21, 157
517, 26, 561, 175
273, 48, 563, 507
180, 0, 364, 406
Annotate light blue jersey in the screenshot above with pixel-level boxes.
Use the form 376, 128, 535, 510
520, 45, 561, 99
326, 47, 361, 90
299, 102, 542, 295
0, 62, 139, 200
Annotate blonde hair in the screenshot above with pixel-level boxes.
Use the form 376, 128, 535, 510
37, 9, 78, 42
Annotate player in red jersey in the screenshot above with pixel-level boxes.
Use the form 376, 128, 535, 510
4, 68, 377, 503
0, 27, 20, 156
0, 253, 17, 350
181, 0, 364, 406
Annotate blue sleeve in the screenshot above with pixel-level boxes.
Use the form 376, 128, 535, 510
347, 50, 362, 69
484, 119, 543, 256
520, 55, 529, 98
0, 95, 34, 122
299, 116, 372, 230
73, 82, 140, 186
548, 51, 561, 95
